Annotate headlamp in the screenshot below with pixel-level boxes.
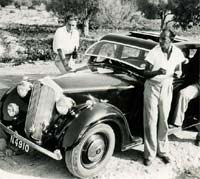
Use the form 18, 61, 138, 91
56, 95, 75, 115
7, 103, 19, 117
17, 80, 32, 98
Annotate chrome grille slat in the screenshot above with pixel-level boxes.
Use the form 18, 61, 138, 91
25, 81, 55, 144
26, 81, 41, 127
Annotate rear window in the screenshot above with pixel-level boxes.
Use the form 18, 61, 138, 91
85, 41, 149, 69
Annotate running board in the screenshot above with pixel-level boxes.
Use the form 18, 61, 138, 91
0, 122, 62, 160
168, 121, 200, 136
122, 137, 143, 151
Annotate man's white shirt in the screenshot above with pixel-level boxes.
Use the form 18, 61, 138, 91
145, 44, 186, 82
53, 26, 79, 56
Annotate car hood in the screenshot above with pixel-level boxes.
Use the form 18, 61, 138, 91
51, 70, 134, 93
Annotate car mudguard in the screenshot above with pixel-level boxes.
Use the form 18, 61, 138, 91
62, 102, 132, 150
0, 87, 30, 122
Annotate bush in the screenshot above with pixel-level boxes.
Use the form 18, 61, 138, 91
14, 0, 32, 8
2, 24, 59, 35
0, 0, 13, 7
32, 0, 42, 6
19, 37, 96, 63
20, 38, 54, 62
0, 23, 97, 65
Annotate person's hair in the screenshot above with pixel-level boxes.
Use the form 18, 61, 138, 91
64, 14, 78, 23
161, 28, 176, 42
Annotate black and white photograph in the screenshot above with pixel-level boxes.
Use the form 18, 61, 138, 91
0, 0, 199, 178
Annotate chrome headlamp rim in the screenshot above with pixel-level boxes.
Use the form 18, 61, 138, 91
7, 103, 19, 117
17, 80, 32, 98
56, 95, 76, 115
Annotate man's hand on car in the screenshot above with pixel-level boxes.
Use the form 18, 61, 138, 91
157, 68, 166, 75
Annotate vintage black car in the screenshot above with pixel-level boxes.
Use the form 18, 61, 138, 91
0, 32, 199, 178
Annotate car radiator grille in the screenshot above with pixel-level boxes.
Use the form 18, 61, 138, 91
25, 81, 55, 144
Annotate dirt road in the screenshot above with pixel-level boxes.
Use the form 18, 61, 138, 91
0, 133, 200, 179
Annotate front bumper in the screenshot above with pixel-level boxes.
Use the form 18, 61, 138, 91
0, 122, 62, 160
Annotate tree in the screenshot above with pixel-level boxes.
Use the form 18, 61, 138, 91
45, 0, 100, 36
137, 0, 200, 30
14, 0, 33, 9
0, 0, 13, 7
171, 0, 200, 30
98, 0, 137, 30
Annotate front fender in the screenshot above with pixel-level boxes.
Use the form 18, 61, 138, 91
62, 102, 132, 150
0, 87, 30, 123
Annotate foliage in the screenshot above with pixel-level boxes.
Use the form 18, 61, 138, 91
14, 0, 32, 8
137, 0, 160, 19
18, 37, 96, 64
13, 0, 47, 8
98, 0, 138, 29
3, 23, 59, 35
45, 0, 99, 19
0, 22, 97, 65
32, 0, 43, 6
0, 0, 13, 7
171, 0, 200, 30
20, 38, 54, 63
45, 0, 100, 36
137, 0, 200, 30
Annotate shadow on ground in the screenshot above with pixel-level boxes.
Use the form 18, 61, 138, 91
0, 150, 76, 179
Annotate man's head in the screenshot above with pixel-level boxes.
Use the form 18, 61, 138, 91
64, 14, 78, 33
159, 28, 175, 53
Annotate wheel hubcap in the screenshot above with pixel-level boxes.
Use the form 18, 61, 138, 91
82, 134, 107, 167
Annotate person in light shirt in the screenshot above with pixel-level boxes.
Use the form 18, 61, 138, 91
171, 49, 200, 145
53, 14, 79, 73
142, 28, 186, 166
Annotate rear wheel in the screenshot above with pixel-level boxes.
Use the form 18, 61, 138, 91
65, 123, 115, 178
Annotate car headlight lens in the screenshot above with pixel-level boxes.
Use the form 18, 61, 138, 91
7, 103, 19, 117
17, 81, 32, 98
56, 96, 75, 115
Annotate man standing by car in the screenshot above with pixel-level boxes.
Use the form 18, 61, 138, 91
53, 14, 79, 73
143, 28, 186, 166
171, 49, 200, 146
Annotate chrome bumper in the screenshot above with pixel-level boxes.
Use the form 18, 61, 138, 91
0, 122, 62, 160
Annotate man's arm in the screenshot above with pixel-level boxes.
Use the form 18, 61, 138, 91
143, 62, 166, 78
174, 64, 183, 78
57, 48, 65, 65
57, 48, 71, 71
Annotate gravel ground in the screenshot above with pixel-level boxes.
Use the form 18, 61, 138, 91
0, 62, 200, 179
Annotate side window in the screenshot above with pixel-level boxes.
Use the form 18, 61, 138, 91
189, 49, 198, 58
182, 48, 198, 59
121, 47, 140, 58
98, 43, 116, 58
121, 46, 148, 68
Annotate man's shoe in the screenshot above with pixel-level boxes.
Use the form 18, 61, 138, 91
143, 159, 152, 166
159, 156, 171, 164
168, 124, 181, 135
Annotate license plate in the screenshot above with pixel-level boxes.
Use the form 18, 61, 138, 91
10, 135, 30, 153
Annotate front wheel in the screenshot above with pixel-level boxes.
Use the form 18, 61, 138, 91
65, 123, 115, 178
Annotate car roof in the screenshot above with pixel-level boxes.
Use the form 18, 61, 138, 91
175, 41, 200, 49
100, 33, 157, 50
129, 31, 188, 43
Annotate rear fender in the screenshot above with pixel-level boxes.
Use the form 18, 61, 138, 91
62, 102, 132, 150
